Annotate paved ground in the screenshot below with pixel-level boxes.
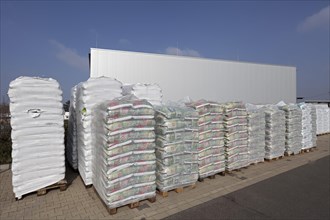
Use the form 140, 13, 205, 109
0, 134, 329, 220
165, 155, 330, 220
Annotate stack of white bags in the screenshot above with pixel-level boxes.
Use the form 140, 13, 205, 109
310, 105, 317, 147
76, 77, 122, 185
245, 104, 265, 164
314, 104, 330, 134
8, 77, 65, 199
92, 97, 156, 210
298, 103, 314, 150
66, 85, 78, 169
264, 105, 286, 159
123, 83, 162, 106
186, 100, 226, 178
155, 104, 199, 192
277, 102, 303, 155
224, 102, 249, 171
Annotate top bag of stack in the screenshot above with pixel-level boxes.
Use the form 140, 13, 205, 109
123, 83, 162, 106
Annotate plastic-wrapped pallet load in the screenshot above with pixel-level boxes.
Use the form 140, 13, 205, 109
8, 76, 65, 199
186, 100, 226, 179
154, 104, 199, 193
245, 104, 265, 164
298, 103, 313, 150
263, 105, 286, 159
325, 107, 330, 133
315, 104, 330, 134
123, 83, 162, 106
76, 77, 123, 185
277, 102, 303, 155
92, 97, 156, 214
310, 105, 317, 147
66, 85, 78, 169
224, 102, 249, 171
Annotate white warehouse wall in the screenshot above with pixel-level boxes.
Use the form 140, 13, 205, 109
90, 48, 296, 104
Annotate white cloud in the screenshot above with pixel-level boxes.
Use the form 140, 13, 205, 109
49, 40, 88, 71
298, 6, 330, 32
119, 38, 131, 46
165, 47, 201, 57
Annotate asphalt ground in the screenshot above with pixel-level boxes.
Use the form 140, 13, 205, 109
164, 155, 330, 220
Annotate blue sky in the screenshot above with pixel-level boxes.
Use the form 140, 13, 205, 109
1, 1, 329, 102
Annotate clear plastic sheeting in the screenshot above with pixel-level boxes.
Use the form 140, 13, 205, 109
66, 85, 78, 169
245, 104, 265, 164
310, 105, 317, 147
298, 103, 314, 150
277, 102, 303, 155
92, 97, 156, 209
263, 105, 286, 159
224, 102, 249, 171
314, 104, 330, 134
186, 100, 226, 178
8, 76, 65, 199
76, 77, 123, 185
154, 104, 199, 192
123, 83, 162, 106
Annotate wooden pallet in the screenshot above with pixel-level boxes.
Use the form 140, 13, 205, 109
226, 166, 249, 174
250, 161, 264, 166
198, 170, 226, 182
198, 174, 215, 182
218, 171, 226, 176
317, 132, 330, 136
300, 148, 314, 154
284, 152, 298, 157
157, 184, 196, 198
265, 156, 283, 162
37, 179, 67, 196
108, 196, 156, 215
92, 187, 156, 215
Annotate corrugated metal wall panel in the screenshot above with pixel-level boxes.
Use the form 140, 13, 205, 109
90, 48, 296, 104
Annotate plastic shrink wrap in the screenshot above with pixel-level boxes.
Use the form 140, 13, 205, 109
8, 77, 65, 199
297, 103, 315, 150
123, 83, 162, 106
154, 104, 199, 191
245, 104, 265, 164
224, 102, 249, 171
92, 97, 156, 209
76, 77, 123, 185
314, 104, 330, 134
66, 85, 78, 169
186, 100, 226, 178
277, 102, 303, 155
263, 105, 286, 159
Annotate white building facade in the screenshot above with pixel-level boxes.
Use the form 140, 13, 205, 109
90, 48, 296, 104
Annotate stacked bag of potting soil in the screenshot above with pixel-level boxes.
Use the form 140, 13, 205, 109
310, 105, 317, 147
277, 102, 303, 155
315, 104, 330, 134
298, 103, 313, 150
66, 85, 78, 169
186, 100, 226, 178
92, 97, 156, 210
76, 77, 123, 185
224, 102, 249, 171
245, 104, 265, 164
264, 105, 286, 159
154, 104, 199, 192
8, 77, 65, 199
123, 83, 162, 106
